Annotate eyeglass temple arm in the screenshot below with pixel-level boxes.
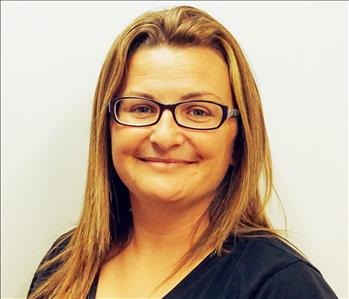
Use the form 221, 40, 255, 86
228, 108, 240, 118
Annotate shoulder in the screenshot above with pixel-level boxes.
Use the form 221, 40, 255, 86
40, 229, 74, 264
231, 235, 311, 275
221, 235, 338, 298
166, 235, 337, 299
28, 229, 75, 296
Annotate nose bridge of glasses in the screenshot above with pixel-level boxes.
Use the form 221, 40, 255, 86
157, 102, 179, 123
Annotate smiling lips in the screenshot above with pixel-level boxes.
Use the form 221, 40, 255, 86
138, 157, 196, 163
137, 157, 197, 169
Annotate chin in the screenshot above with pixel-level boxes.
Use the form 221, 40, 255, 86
143, 189, 185, 204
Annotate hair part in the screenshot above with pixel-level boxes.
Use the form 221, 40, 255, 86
29, 5, 292, 299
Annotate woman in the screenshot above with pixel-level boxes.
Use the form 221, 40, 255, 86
28, 5, 338, 299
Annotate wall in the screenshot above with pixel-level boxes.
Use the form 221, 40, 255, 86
2, 1, 347, 298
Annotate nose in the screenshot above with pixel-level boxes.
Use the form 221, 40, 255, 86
149, 109, 185, 152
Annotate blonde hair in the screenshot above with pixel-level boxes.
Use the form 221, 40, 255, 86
29, 5, 289, 299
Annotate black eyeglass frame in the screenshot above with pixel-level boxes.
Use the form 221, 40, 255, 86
108, 96, 240, 130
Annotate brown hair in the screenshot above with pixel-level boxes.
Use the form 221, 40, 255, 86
29, 5, 289, 299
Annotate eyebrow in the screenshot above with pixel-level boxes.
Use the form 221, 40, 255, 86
123, 91, 221, 101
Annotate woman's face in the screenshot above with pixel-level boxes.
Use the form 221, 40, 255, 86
110, 46, 238, 207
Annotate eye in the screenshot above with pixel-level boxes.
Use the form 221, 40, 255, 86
187, 107, 211, 117
190, 108, 209, 116
130, 105, 156, 114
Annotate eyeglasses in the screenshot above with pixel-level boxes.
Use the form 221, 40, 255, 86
108, 96, 240, 130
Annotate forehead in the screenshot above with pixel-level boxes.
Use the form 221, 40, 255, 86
122, 46, 233, 105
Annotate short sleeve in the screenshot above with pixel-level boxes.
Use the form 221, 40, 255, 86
254, 261, 338, 299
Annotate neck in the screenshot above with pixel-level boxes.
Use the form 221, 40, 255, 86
128, 193, 211, 257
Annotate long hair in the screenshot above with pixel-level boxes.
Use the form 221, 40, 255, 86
29, 5, 288, 299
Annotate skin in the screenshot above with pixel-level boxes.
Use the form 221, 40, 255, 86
97, 46, 239, 298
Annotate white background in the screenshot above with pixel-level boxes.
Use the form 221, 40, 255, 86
1, 1, 348, 298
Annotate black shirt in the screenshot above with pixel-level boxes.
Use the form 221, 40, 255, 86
29, 234, 338, 299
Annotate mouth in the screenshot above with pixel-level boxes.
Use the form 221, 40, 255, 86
136, 157, 198, 170
137, 157, 196, 163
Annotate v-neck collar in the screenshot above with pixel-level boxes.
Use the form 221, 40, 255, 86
88, 251, 216, 299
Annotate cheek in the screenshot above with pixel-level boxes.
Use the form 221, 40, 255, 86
223, 123, 239, 164
194, 138, 234, 187
110, 128, 134, 171
110, 125, 144, 154
110, 130, 122, 162
110, 140, 123, 177
110, 135, 136, 188
201, 129, 237, 165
